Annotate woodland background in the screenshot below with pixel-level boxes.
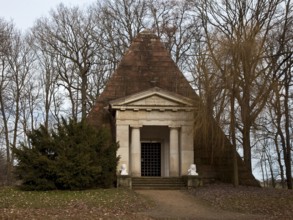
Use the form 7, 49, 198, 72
0, 0, 292, 189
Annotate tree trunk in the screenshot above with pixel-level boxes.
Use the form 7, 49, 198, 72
240, 92, 253, 172
284, 76, 292, 189
231, 80, 238, 187
81, 72, 87, 120
242, 122, 252, 172
0, 90, 11, 184
274, 135, 286, 188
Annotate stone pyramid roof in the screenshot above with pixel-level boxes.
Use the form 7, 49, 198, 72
96, 29, 198, 105
88, 29, 200, 127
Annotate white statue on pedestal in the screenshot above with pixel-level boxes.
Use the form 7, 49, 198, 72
120, 164, 128, 175
188, 164, 198, 176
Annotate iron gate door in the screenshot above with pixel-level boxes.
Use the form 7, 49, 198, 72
141, 142, 161, 176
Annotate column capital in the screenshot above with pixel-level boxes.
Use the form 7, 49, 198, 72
169, 125, 181, 129
130, 125, 142, 129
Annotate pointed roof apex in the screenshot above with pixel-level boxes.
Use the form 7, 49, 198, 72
133, 29, 159, 42
139, 29, 155, 35
139, 29, 153, 34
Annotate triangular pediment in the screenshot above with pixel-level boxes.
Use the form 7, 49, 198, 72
128, 95, 181, 106
110, 87, 195, 111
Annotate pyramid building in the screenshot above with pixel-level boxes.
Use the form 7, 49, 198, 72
88, 30, 259, 186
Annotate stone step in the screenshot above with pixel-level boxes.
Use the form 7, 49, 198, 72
132, 177, 186, 190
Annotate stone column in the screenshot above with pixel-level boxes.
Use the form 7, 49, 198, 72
116, 124, 130, 174
131, 126, 141, 176
169, 126, 180, 176
180, 125, 194, 175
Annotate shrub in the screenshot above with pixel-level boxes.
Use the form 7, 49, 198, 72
13, 118, 119, 190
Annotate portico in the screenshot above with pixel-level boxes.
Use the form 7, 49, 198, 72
110, 87, 195, 177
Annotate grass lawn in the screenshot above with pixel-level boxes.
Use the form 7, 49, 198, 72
2, 184, 293, 219
192, 184, 293, 219
0, 187, 152, 219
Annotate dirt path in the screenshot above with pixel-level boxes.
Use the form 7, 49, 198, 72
135, 190, 265, 220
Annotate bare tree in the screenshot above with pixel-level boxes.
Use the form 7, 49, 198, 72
0, 19, 16, 184
0, 19, 35, 184
194, 0, 288, 174
148, 0, 200, 71
31, 35, 60, 130
264, 0, 293, 189
91, 0, 201, 74
32, 4, 102, 120
91, 0, 147, 71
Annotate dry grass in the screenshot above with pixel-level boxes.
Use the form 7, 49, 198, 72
1, 184, 293, 219
191, 183, 293, 219
0, 187, 152, 219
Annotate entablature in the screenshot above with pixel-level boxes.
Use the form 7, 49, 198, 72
110, 87, 196, 112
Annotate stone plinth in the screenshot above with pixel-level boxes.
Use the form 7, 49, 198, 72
117, 175, 132, 189
183, 176, 203, 189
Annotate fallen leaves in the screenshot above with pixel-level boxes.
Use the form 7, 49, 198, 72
191, 183, 293, 220
3, 184, 290, 219
0, 187, 152, 219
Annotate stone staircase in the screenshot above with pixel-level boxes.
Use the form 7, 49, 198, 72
132, 177, 186, 190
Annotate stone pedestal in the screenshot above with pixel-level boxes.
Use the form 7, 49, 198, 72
117, 175, 132, 189
183, 176, 203, 189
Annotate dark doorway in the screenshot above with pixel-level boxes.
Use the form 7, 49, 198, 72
141, 142, 161, 176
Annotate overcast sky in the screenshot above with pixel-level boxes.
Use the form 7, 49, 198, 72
0, 0, 95, 32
